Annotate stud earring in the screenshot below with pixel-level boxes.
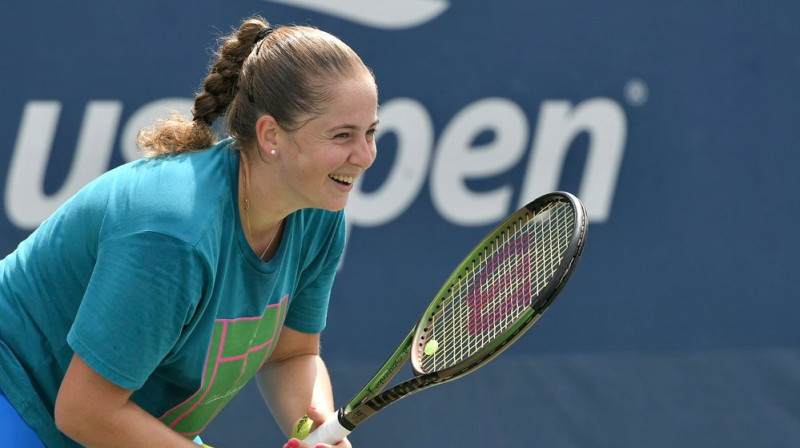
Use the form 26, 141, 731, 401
269, 149, 277, 156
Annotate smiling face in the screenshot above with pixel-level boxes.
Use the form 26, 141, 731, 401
272, 73, 379, 212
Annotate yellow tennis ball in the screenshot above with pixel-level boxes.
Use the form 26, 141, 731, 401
424, 339, 439, 356
291, 415, 313, 440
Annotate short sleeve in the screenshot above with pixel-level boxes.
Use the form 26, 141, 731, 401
67, 232, 207, 390
284, 212, 346, 334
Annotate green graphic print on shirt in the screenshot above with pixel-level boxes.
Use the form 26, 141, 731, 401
159, 295, 290, 437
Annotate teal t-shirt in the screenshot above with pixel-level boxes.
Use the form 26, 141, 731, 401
0, 139, 345, 447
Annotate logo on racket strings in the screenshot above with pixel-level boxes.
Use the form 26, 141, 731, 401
466, 234, 530, 336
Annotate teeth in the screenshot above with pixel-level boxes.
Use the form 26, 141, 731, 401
329, 174, 355, 184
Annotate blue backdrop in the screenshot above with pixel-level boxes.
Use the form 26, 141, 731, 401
2, 1, 799, 446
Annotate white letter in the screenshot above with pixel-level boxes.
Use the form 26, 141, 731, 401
6, 101, 122, 229
261, 0, 449, 30
431, 98, 528, 226
120, 98, 195, 162
346, 98, 433, 227
520, 98, 626, 222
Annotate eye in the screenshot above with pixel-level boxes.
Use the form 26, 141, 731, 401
333, 132, 351, 140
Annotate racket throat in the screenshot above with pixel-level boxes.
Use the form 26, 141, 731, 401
344, 373, 438, 427
336, 408, 357, 431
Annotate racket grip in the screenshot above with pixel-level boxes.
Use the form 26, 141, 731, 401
302, 411, 351, 446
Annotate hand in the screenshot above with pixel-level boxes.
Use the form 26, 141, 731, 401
282, 407, 352, 448
283, 437, 351, 448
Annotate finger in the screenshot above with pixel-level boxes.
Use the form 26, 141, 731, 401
283, 439, 309, 448
289, 437, 328, 448
333, 436, 352, 448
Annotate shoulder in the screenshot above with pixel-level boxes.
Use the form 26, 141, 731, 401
292, 208, 346, 242
293, 208, 345, 229
286, 208, 346, 258
86, 141, 236, 245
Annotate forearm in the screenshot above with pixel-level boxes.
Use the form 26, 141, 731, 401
56, 395, 198, 448
55, 353, 198, 448
257, 353, 335, 436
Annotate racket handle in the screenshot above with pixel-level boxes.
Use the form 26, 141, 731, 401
302, 411, 351, 446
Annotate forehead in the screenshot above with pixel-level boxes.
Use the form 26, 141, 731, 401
314, 74, 379, 125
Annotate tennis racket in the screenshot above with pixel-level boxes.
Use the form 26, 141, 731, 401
303, 191, 588, 445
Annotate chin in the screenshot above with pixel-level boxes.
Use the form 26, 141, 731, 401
311, 190, 350, 212
319, 200, 348, 212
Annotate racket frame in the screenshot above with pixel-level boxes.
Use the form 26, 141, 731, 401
410, 191, 587, 378
309, 191, 588, 439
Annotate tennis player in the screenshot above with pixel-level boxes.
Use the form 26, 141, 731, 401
0, 15, 378, 448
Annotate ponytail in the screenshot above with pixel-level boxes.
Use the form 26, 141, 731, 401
137, 17, 271, 157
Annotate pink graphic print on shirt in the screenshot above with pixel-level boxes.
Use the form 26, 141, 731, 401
159, 295, 289, 437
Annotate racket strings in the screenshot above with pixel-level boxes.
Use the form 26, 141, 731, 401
420, 201, 575, 373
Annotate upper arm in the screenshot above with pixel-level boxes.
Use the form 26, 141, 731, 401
55, 353, 133, 433
68, 232, 205, 390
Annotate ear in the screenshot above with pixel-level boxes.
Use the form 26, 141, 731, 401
255, 114, 280, 154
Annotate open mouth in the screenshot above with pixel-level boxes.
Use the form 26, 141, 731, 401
328, 174, 355, 186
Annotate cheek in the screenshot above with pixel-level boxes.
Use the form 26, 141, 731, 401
292, 147, 335, 178
365, 144, 378, 166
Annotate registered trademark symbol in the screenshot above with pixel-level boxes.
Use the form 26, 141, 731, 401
624, 78, 649, 107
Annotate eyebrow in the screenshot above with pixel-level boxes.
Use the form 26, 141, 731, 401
329, 120, 380, 132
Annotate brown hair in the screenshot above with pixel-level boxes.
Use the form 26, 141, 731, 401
137, 16, 374, 157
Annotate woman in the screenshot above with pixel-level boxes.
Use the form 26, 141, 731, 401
0, 15, 378, 448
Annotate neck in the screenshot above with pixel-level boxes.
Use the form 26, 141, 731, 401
239, 153, 285, 260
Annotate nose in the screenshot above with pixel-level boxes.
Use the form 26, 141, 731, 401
350, 137, 376, 169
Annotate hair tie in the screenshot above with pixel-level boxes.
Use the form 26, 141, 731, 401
193, 115, 213, 126
255, 27, 274, 44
